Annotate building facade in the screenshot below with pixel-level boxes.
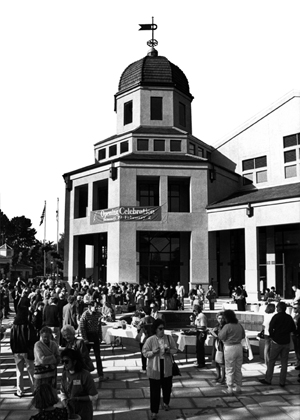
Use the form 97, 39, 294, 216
207, 91, 300, 300
63, 47, 300, 299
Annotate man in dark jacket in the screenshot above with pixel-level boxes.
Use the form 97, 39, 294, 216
259, 301, 296, 387
43, 296, 61, 345
62, 295, 78, 329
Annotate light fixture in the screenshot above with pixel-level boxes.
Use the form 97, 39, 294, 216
246, 203, 253, 217
109, 163, 117, 180
209, 168, 216, 182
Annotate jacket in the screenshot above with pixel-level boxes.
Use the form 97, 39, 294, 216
142, 334, 177, 380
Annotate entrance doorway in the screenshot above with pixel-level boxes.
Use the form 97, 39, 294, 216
137, 231, 190, 286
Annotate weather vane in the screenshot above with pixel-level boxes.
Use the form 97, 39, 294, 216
139, 17, 158, 47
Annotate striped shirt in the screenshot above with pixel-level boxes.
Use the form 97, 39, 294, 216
80, 309, 102, 341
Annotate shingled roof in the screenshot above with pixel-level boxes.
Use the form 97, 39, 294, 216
118, 54, 192, 99
207, 183, 300, 209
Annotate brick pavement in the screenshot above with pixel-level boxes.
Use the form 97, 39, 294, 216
1, 308, 299, 420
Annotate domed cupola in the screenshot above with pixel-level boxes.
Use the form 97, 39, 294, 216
115, 48, 194, 135
118, 48, 193, 100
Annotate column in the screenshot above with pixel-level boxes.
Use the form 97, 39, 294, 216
244, 224, 259, 301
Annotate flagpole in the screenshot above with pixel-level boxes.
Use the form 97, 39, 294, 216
43, 201, 46, 277
56, 198, 59, 252
56, 198, 59, 280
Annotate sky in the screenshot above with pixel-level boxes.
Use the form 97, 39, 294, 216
1, 0, 300, 243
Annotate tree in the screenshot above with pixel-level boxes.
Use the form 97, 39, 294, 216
0, 210, 64, 278
7, 216, 37, 266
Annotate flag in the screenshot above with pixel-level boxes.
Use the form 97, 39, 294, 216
39, 202, 46, 226
139, 23, 157, 31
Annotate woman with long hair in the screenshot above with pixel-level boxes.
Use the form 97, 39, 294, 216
142, 319, 177, 419
218, 309, 245, 395
210, 311, 226, 384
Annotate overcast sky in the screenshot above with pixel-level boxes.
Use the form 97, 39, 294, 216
1, 0, 300, 242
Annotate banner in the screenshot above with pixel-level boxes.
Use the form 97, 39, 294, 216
91, 206, 161, 224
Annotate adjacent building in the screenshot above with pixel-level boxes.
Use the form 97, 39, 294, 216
63, 46, 300, 300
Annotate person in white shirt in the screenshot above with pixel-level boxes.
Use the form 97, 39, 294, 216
191, 305, 207, 368
292, 285, 300, 304
175, 282, 185, 310
262, 303, 276, 365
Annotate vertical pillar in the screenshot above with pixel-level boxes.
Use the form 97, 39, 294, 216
219, 231, 231, 295
266, 226, 276, 288
208, 232, 218, 293
244, 224, 259, 301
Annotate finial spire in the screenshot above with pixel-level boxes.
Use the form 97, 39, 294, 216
139, 17, 158, 48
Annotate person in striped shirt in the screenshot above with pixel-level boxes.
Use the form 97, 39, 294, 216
79, 301, 108, 382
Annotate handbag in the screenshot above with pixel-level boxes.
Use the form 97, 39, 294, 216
34, 364, 55, 376
257, 329, 264, 339
215, 349, 224, 364
172, 358, 181, 376
167, 336, 181, 376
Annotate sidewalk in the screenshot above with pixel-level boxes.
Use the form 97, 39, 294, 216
1, 311, 299, 420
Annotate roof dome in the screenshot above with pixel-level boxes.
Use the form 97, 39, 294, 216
118, 49, 192, 98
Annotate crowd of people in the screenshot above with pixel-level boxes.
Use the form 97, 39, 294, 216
1, 275, 300, 419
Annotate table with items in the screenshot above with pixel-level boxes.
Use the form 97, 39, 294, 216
103, 322, 139, 349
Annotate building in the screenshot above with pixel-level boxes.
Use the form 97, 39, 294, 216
63, 44, 300, 299
207, 91, 300, 300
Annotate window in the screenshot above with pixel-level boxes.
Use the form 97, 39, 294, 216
168, 177, 190, 212
188, 143, 196, 155
124, 100, 132, 125
284, 149, 296, 163
283, 133, 299, 148
242, 159, 255, 171
206, 151, 211, 161
243, 174, 253, 185
109, 145, 117, 157
151, 97, 163, 120
256, 170, 268, 183
98, 148, 106, 160
179, 102, 186, 127
120, 141, 129, 154
154, 139, 165, 151
74, 184, 88, 218
242, 155, 267, 184
93, 179, 108, 210
170, 140, 181, 152
137, 177, 159, 206
197, 147, 204, 157
285, 165, 297, 178
137, 139, 149, 151
242, 156, 267, 171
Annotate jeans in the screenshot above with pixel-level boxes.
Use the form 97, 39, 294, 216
265, 340, 290, 385
224, 344, 243, 388
264, 335, 272, 365
86, 332, 103, 376
13, 353, 34, 393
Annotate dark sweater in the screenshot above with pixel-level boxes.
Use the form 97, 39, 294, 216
43, 304, 60, 327
269, 311, 296, 344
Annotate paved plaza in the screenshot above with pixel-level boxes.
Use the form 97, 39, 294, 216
1, 310, 299, 420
